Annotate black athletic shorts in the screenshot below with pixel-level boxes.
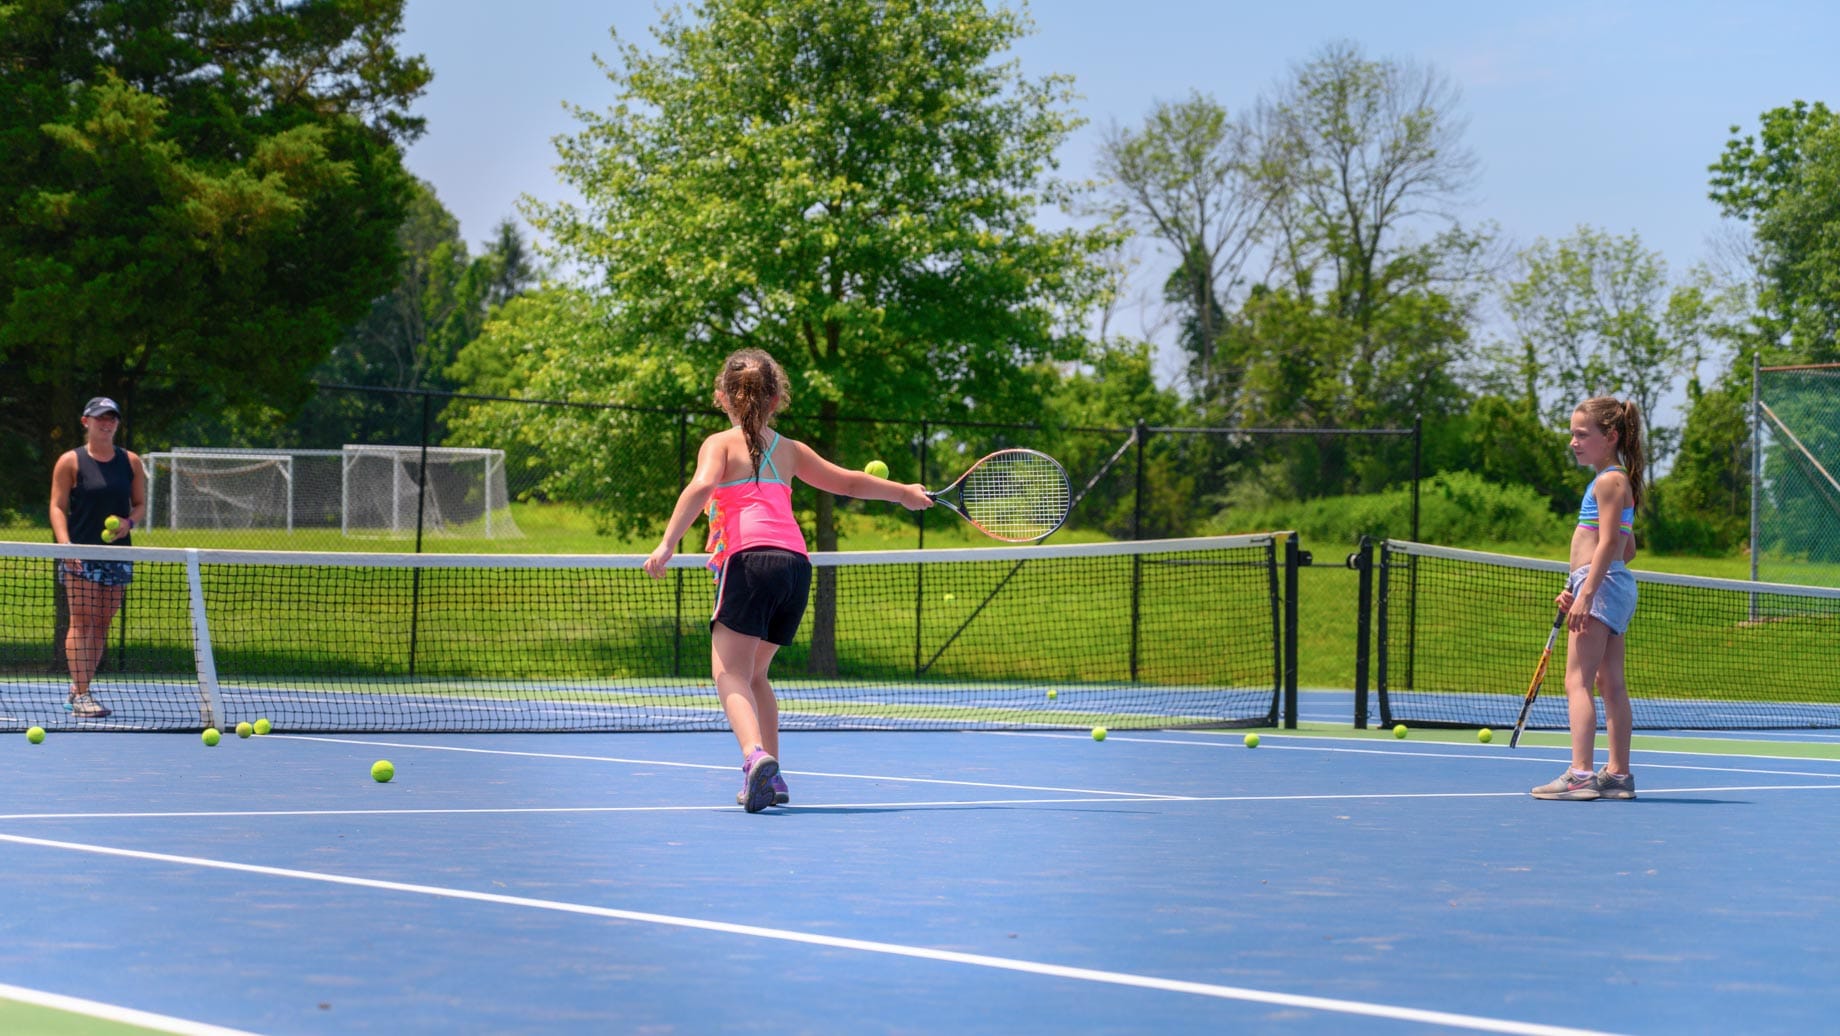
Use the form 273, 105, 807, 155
711, 547, 812, 646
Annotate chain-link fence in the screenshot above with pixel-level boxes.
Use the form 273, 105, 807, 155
97, 383, 1424, 556
1753, 362, 1840, 588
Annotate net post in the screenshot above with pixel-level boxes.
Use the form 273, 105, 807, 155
184, 549, 225, 729
1351, 536, 1373, 729
1375, 541, 1393, 728
1282, 533, 1300, 729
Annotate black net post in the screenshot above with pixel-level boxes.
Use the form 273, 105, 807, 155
1349, 536, 1373, 728
1283, 534, 1302, 729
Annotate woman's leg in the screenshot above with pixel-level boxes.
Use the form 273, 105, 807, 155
64, 579, 124, 698
1562, 619, 1613, 772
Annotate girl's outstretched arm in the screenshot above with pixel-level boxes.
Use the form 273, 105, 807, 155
785, 440, 931, 510
643, 436, 728, 578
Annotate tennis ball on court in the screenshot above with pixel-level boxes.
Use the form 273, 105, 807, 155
371, 760, 394, 783
27, 726, 45, 744
202, 727, 221, 746
253, 717, 272, 735
1244, 732, 1260, 749
1046, 689, 1058, 700
1478, 727, 1494, 744
1393, 724, 1408, 739
1091, 726, 1107, 742
864, 459, 889, 479
236, 721, 253, 739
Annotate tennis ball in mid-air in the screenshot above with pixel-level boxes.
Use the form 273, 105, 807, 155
253, 718, 272, 735
202, 727, 221, 746
1244, 733, 1260, 749
371, 760, 394, 783
1393, 724, 1408, 739
1091, 727, 1107, 742
236, 721, 253, 739
864, 459, 889, 479
1478, 727, 1494, 743
26, 726, 45, 744
1046, 689, 1058, 700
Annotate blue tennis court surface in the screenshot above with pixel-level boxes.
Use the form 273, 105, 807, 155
6, 723, 1840, 1034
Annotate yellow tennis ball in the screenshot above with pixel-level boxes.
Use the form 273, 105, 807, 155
27, 726, 46, 744
1393, 724, 1408, 739
371, 759, 394, 783
1091, 726, 1107, 742
104, 515, 120, 531
943, 592, 956, 602
864, 459, 889, 479
253, 718, 272, 735
1046, 689, 1057, 700
236, 721, 253, 739
202, 727, 221, 746
100, 528, 115, 543
1244, 732, 1260, 748
1478, 727, 1494, 743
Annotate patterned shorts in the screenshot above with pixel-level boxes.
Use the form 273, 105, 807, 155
59, 559, 134, 588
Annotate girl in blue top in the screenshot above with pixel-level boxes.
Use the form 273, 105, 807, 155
1532, 396, 1644, 801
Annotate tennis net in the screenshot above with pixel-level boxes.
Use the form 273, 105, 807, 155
1376, 540, 1840, 730
1, 534, 1287, 733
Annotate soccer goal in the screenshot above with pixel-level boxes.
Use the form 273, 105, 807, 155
146, 446, 520, 539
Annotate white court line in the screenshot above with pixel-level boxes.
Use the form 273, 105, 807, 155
987, 730, 1840, 777
272, 735, 1191, 799
7, 784, 1840, 823
0, 832, 1624, 1036
0, 982, 259, 1036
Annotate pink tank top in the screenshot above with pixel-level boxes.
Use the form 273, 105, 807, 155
705, 432, 806, 577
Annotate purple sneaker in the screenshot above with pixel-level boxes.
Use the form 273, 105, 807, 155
736, 770, 791, 806
739, 749, 780, 813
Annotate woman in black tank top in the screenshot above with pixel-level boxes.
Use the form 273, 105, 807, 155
48, 397, 147, 718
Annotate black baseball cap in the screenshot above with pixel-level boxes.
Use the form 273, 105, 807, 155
82, 397, 121, 418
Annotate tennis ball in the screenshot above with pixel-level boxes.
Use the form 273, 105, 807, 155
27, 726, 45, 744
371, 759, 394, 783
104, 515, 120, 532
1478, 727, 1494, 744
202, 727, 221, 746
1393, 724, 1408, 739
236, 721, 253, 739
864, 459, 889, 479
1046, 689, 1058, 700
944, 593, 956, 602
253, 718, 272, 735
1091, 726, 1107, 742
100, 528, 115, 543
1244, 732, 1260, 748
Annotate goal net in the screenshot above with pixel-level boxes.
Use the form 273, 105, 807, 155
146, 447, 521, 539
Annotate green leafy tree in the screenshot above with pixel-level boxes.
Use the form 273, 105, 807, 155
1490, 226, 1718, 469
1097, 92, 1269, 411
0, 0, 428, 516
506, 0, 1114, 670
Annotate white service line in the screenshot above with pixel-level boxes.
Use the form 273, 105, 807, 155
274, 734, 1189, 798
0, 832, 1626, 1036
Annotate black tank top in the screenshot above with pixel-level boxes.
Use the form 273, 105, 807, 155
66, 448, 134, 547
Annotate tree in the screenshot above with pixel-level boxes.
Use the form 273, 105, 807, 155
517, 0, 1114, 671
0, 1, 428, 516
1709, 100, 1840, 362
1491, 227, 1718, 469
1097, 92, 1270, 410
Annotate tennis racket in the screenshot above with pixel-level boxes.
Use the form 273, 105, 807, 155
928, 448, 1070, 543
1508, 608, 1567, 748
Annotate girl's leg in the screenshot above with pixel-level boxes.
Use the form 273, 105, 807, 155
1562, 620, 1613, 772
749, 638, 782, 760
711, 622, 768, 755
1596, 632, 1632, 774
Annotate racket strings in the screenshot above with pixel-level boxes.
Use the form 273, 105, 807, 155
959, 452, 1070, 542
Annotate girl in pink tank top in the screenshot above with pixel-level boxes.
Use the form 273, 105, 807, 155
643, 349, 933, 812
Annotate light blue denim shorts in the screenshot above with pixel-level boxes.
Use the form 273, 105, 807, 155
1566, 561, 1637, 635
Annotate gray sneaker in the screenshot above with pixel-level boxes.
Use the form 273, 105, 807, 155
1594, 766, 1636, 800
1531, 768, 1601, 800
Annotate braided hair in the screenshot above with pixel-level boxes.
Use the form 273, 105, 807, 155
717, 349, 790, 480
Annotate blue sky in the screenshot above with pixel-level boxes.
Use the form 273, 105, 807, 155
398, 1, 1836, 370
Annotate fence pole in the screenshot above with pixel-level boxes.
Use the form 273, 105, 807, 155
1411, 414, 1422, 543
674, 410, 689, 678
1129, 422, 1148, 681
408, 390, 431, 677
